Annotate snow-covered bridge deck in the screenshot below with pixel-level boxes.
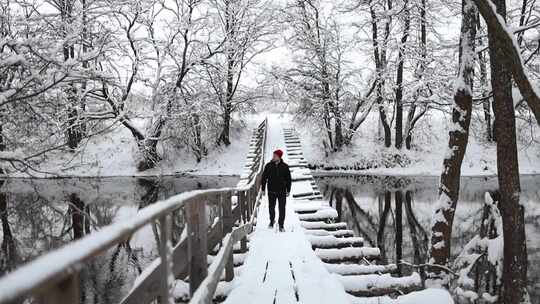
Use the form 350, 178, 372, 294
0, 116, 454, 304
222, 118, 454, 304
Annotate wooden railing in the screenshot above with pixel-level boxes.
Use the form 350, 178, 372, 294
0, 118, 267, 304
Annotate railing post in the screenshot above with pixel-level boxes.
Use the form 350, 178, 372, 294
239, 191, 248, 252
36, 273, 80, 304
158, 215, 172, 304
222, 191, 234, 281
186, 198, 208, 295
246, 188, 252, 220
239, 191, 247, 223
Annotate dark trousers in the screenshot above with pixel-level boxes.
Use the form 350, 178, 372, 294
268, 192, 286, 227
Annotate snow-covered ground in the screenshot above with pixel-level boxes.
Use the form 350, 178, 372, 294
5, 110, 538, 178
6, 116, 264, 178
297, 111, 540, 176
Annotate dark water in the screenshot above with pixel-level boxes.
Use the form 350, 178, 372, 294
0, 175, 238, 303
314, 174, 540, 302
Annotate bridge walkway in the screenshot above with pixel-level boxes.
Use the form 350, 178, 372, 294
222, 118, 453, 304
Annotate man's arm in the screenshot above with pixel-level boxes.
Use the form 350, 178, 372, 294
261, 163, 268, 192
285, 164, 292, 194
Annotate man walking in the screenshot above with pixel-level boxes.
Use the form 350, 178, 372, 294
261, 149, 292, 232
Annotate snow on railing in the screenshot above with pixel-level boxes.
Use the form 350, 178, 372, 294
0, 118, 267, 304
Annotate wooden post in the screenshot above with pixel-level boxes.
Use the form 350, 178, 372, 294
246, 188, 252, 220
186, 197, 208, 295
239, 191, 248, 252
239, 191, 247, 223
158, 215, 172, 304
222, 192, 234, 281
37, 273, 80, 304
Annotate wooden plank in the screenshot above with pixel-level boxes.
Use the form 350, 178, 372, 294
186, 199, 208, 295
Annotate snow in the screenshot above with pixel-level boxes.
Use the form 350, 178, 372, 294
224, 114, 351, 304
297, 208, 338, 221
301, 221, 348, 230
222, 195, 351, 304
324, 263, 397, 276
315, 247, 381, 261
347, 288, 454, 304
297, 111, 540, 176
338, 272, 422, 292
308, 235, 364, 247
4, 117, 258, 178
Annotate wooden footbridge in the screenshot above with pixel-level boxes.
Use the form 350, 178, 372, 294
0, 117, 452, 304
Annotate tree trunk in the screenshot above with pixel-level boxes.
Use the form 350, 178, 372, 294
427, 0, 476, 285
488, 1, 528, 302
333, 103, 344, 151
394, 0, 410, 149
379, 97, 392, 148
472, 0, 540, 125
405, 0, 427, 150
62, 0, 84, 150
478, 21, 493, 142
218, 0, 235, 146
218, 105, 232, 146
0, 132, 17, 274
369, 0, 392, 148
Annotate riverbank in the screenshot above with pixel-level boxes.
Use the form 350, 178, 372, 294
298, 112, 540, 177
1, 116, 263, 178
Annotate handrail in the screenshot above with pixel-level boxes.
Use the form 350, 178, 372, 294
189, 173, 265, 304
0, 118, 267, 304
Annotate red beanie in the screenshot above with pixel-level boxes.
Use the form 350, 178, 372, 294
273, 149, 283, 158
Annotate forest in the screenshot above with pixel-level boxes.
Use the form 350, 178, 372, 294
1, 0, 540, 303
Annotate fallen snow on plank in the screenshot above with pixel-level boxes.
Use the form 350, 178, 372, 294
339, 273, 421, 293
298, 208, 338, 221
324, 263, 397, 276
348, 288, 454, 304
304, 229, 355, 237
315, 247, 381, 261
308, 235, 364, 247
293, 201, 330, 212
301, 221, 348, 230
290, 180, 316, 196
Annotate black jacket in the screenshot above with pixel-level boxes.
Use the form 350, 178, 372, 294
261, 160, 292, 194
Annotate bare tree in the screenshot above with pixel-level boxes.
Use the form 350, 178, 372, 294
427, 0, 476, 285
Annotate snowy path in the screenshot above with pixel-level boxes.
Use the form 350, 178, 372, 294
224, 115, 454, 304
224, 115, 351, 303
223, 193, 350, 304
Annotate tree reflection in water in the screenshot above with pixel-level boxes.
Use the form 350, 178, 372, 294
0, 175, 237, 303
317, 174, 540, 302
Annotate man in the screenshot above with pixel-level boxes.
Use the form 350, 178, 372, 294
261, 149, 292, 232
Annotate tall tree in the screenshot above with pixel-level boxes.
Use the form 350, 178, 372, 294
484, 0, 528, 301
427, 0, 476, 285
369, 0, 393, 148
394, 0, 410, 149
212, 0, 275, 146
